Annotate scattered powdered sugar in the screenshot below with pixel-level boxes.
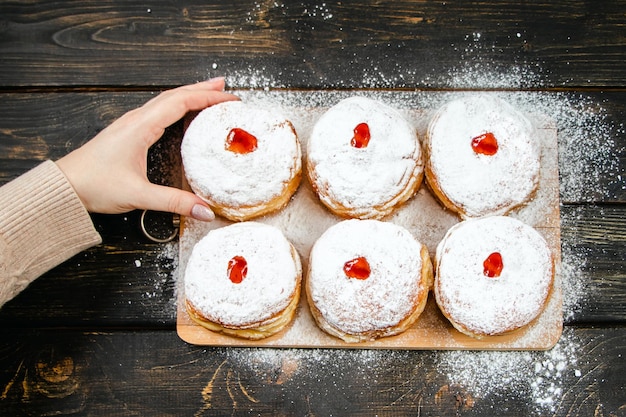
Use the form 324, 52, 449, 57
505, 92, 621, 204
145, 241, 179, 320
217, 328, 581, 415
172, 85, 611, 347
161, 73, 618, 412
437, 328, 582, 415
158, 19, 625, 412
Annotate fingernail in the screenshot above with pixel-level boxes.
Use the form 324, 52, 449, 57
206, 77, 225, 91
191, 204, 215, 222
207, 76, 225, 84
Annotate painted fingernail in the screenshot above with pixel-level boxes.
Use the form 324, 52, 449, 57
191, 204, 215, 222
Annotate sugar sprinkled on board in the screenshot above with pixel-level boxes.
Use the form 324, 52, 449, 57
161, 55, 619, 411
221, 69, 621, 323
167, 84, 607, 414
176, 67, 620, 328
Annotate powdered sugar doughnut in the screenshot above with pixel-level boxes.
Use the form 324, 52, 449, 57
307, 96, 423, 219
184, 222, 302, 340
434, 216, 554, 338
182, 101, 302, 221
306, 219, 433, 343
425, 95, 540, 218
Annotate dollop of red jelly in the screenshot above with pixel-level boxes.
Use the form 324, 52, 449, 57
351, 122, 371, 148
227, 256, 248, 284
343, 257, 371, 280
226, 128, 258, 154
471, 132, 499, 156
483, 252, 503, 278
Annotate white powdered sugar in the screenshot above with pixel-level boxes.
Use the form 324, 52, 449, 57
307, 219, 426, 334
437, 328, 582, 414
219, 84, 621, 324
165, 34, 623, 410
177, 89, 561, 349
426, 95, 540, 218
307, 96, 422, 218
184, 222, 300, 327
181, 100, 301, 208
435, 216, 553, 336
221, 328, 581, 415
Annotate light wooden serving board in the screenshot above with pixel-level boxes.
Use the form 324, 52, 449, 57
176, 91, 562, 350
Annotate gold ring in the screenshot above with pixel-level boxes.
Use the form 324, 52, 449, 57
140, 210, 180, 243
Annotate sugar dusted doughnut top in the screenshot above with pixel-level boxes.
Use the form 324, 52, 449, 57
184, 222, 301, 328
307, 96, 422, 218
181, 101, 301, 209
308, 219, 427, 335
434, 216, 553, 337
426, 95, 540, 218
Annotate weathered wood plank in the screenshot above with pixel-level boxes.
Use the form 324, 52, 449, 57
0, 327, 624, 416
561, 205, 626, 324
0, 92, 154, 182
1, 1, 626, 88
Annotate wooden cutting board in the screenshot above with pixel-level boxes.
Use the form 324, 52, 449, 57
176, 91, 562, 350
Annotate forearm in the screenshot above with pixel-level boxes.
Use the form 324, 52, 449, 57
0, 161, 102, 308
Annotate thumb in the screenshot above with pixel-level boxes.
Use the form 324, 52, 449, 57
140, 183, 215, 222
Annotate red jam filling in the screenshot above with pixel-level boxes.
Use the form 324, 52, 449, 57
471, 132, 499, 156
483, 252, 503, 278
226, 128, 258, 154
227, 256, 248, 284
351, 122, 371, 148
343, 256, 371, 280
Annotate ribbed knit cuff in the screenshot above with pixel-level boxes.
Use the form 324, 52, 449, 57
0, 161, 102, 307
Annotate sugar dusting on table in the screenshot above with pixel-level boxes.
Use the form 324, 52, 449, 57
436, 328, 582, 414
157, 43, 621, 414
221, 328, 582, 414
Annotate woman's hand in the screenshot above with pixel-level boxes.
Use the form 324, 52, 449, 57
56, 78, 239, 221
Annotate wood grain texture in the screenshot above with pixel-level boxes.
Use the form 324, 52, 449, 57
1, 1, 626, 88
1, 2, 625, 414
561, 205, 626, 324
0, 328, 624, 416
0, 92, 153, 182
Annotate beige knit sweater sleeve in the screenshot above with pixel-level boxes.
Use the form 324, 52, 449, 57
0, 161, 102, 308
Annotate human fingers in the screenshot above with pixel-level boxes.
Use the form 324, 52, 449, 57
135, 182, 215, 222
194, 77, 226, 91
138, 80, 240, 134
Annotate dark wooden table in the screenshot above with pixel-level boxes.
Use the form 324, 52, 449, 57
1, 1, 625, 416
